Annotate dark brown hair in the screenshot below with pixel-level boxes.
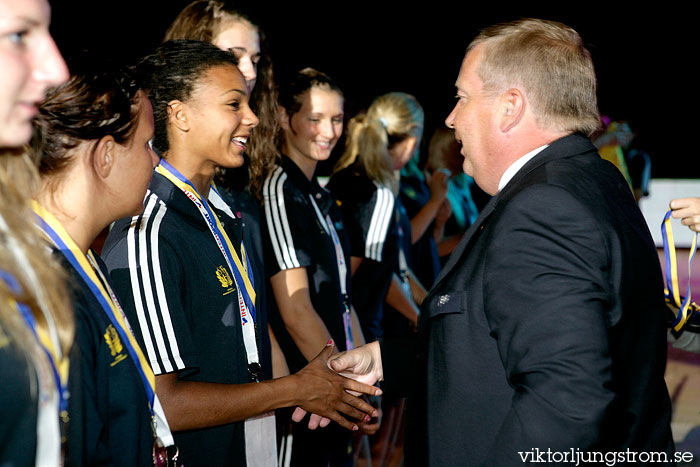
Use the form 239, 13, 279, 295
165, 0, 279, 199
33, 64, 141, 176
135, 39, 239, 155
277, 67, 344, 149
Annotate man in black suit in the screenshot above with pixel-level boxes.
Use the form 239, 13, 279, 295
330, 18, 674, 465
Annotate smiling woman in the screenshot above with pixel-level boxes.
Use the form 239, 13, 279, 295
163, 1, 283, 387
101, 41, 380, 467
167, 63, 259, 183
280, 85, 345, 177
262, 68, 369, 466
164, 0, 280, 201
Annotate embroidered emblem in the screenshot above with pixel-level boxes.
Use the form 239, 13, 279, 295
438, 294, 450, 306
403, 187, 417, 199
104, 324, 127, 366
216, 266, 235, 295
335, 200, 342, 207
216, 266, 233, 288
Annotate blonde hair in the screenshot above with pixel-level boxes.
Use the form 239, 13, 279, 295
334, 92, 424, 192
165, 0, 280, 200
469, 18, 600, 136
427, 127, 460, 172
335, 115, 394, 188
0, 147, 74, 387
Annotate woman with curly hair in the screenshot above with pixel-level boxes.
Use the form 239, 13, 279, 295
165, 0, 285, 380
102, 41, 379, 467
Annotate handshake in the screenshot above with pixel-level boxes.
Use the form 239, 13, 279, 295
291, 340, 384, 432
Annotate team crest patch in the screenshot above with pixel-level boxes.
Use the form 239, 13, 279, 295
216, 266, 235, 295
403, 187, 417, 199
104, 324, 127, 367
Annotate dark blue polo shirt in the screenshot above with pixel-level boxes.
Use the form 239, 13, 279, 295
102, 171, 252, 467
0, 281, 84, 466
326, 166, 399, 342
215, 186, 272, 382
262, 156, 352, 374
400, 173, 441, 288
0, 323, 38, 467
381, 198, 416, 338
61, 252, 153, 466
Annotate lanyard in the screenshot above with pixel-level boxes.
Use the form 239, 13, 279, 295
661, 209, 699, 331
396, 204, 411, 294
31, 201, 157, 412
0, 270, 68, 417
308, 195, 354, 351
155, 161, 260, 380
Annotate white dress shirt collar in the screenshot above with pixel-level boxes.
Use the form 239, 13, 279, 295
497, 144, 549, 192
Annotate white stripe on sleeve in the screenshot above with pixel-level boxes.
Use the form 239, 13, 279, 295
127, 194, 162, 374
365, 184, 394, 261
137, 198, 175, 374
149, 199, 185, 370
264, 167, 300, 270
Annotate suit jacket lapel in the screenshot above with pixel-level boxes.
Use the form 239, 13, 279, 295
426, 133, 596, 299
428, 192, 499, 296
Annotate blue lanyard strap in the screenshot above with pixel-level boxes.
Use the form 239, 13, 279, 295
156, 160, 256, 321
32, 202, 156, 413
210, 183, 255, 292
661, 209, 699, 331
0, 270, 69, 413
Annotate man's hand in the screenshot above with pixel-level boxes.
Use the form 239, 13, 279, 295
329, 341, 383, 388
670, 197, 700, 233
291, 341, 382, 432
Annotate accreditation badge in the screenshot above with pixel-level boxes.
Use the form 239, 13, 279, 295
245, 412, 277, 467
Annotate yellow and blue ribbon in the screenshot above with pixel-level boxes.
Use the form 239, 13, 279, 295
662, 209, 699, 332
31, 202, 156, 412
0, 270, 69, 413
155, 160, 256, 321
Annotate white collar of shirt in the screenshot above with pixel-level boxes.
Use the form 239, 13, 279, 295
497, 144, 549, 192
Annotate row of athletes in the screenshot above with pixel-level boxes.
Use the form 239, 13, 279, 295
1, 0, 444, 465
4, 0, 691, 466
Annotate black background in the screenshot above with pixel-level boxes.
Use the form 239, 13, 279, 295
49, 1, 693, 178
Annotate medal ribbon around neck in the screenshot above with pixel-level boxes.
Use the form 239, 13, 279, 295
662, 209, 699, 331
155, 160, 256, 321
0, 269, 69, 413
31, 201, 156, 412
209, 183, 252, 285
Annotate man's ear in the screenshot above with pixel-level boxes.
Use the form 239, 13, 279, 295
93, 135, 115, 179
167, 100, 190, 133
278, 105, 290, 131
499, 88, 525, 132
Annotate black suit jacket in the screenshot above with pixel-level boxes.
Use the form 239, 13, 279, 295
382, 134, 674, 466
